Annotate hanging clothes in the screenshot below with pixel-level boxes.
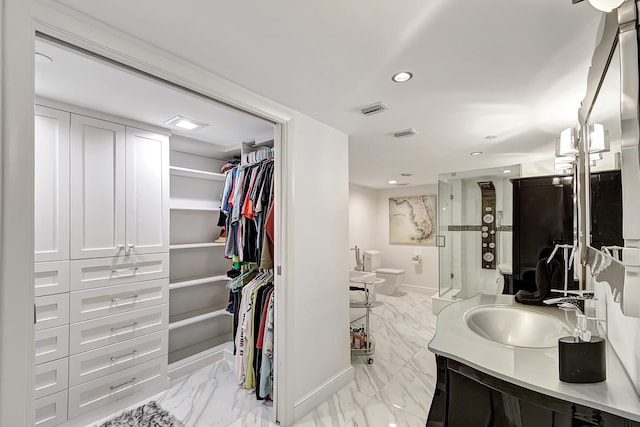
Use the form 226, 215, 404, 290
226, 148, 276, 400
222, 159, 275, 267
231, 269, 274, 399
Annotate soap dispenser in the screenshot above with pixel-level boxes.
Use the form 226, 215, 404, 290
558, 314, 606, 383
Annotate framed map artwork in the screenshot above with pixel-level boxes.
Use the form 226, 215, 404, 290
389, 195, 437, 245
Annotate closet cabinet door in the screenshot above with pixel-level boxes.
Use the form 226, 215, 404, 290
70, 115, 126, 259
125, 127, 169, 255
35, 106, 70, 262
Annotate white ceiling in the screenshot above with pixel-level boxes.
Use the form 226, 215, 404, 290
51, 0, 603, 188
35, 39, 274, 155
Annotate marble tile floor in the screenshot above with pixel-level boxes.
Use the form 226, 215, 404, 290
93, 291, 437, 427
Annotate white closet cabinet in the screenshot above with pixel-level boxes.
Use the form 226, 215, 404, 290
35, 103, 172, 424
35, 106, 70, 263
70, 116, 169, 259
70, 115, 126, 259
125, 127, 170, 255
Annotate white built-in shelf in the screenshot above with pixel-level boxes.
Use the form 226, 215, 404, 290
169, 307, 232, 330
170, 201, 221, 212
169, 166, 226, 181
168, 337, 233, 368
170, 242, 226, 250
169, 274, 229, 290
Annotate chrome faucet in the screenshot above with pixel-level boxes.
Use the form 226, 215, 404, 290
545, 296, 602, 342
351, 245, 364, 271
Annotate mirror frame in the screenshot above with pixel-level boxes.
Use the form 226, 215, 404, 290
578, 1, 640, 317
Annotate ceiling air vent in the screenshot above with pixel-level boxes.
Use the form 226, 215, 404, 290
391, 128, 418, 139
360, 102, 389, 116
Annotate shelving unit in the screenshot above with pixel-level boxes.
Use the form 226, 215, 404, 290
169, 165, 226, 181
168, 147, 235, 378
170, 242, 225, 250
169, 274, 229, 290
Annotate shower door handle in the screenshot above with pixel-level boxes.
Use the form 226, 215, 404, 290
436, 235, 446, 247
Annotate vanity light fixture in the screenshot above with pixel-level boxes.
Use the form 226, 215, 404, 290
392, 71, 413, 83
555, 127, 578, 156
588, 0, 624, 12
554, 156, 575, 171
164, 115, 209, 131
470, 151, 483, 156
589, 123, 610, 153
388, 180, 398, 184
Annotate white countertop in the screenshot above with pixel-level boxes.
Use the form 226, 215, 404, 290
428, 293, 640, 421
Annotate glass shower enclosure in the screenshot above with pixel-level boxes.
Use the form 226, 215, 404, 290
436, 166, 520, 305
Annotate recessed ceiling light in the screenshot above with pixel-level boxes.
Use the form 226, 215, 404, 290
503, 169, 511, 174
35, 52, 53, 64
388, 180, 398, 184
470, 151, 483, 156
164, 115, 209, 131
484, 135, 497, 140
391, 71, 413, 83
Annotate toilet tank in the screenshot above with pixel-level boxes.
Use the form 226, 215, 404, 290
364, 250, 381, 272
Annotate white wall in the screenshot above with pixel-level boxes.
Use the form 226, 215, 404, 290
375, 184, 439, 293
289, 115, 352, 409
521, 157, 558, 177
0, 1, 36, 426
349, 184, 378, 257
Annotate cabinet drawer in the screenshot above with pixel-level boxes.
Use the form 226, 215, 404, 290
35, 389, 68, 427
35, 357, 68, 399
35, 325, 69, 365
69, 304, 168, 354
69, 330, 168, 386
70, 278, 168, 322
68, 356, 167, 419
35, 293, 70, 331
34, 261, 70, 297
70, 253, 169, 291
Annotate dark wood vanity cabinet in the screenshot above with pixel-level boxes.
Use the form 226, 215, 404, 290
509, 172, 622, 295
427, 356, 640, 427
512, 175, 575, 294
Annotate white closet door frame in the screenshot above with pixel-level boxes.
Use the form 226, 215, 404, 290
1, 8, 298, 425
125, 127, 169, 255
70, 114, 126, 259
34, 105, 70, 262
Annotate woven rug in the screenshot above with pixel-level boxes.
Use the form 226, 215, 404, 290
98, 401, 184, 427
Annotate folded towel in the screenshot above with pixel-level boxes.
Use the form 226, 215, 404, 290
515, 257, 561, 305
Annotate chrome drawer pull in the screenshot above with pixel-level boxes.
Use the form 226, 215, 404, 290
111, 267, 139, 273
109, 377, 136, 390
111, 322, 138, 332
111, 294, 139, 303
110, 350, 137, 361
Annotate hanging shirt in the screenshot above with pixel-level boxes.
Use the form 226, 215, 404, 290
259, 292, 275, 399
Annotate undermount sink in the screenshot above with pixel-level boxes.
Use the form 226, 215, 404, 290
464, 305, 572, 348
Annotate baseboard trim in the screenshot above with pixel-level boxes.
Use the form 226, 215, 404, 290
168, 341, 233, 383
399, 284, 438, 296
293, 365, 354, 421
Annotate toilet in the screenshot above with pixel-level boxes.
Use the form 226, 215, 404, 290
363, 250, 405, 296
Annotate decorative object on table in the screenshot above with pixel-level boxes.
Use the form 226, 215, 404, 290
388, 195, 437, 245
97, 401, 184, 427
